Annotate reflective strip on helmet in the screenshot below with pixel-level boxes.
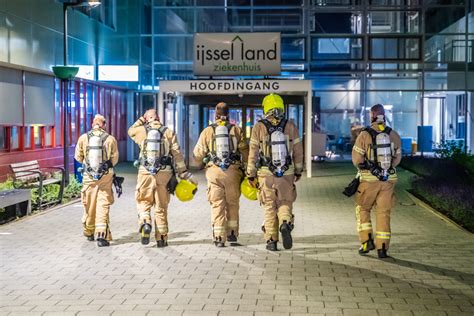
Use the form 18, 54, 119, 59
227, 220, 238, 228
358, 222, 373, 232
376, 231, 391, 239
353, 145, 365, 155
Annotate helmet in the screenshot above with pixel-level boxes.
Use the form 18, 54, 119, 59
262, 93, 285, 115
240, 178, 258, 201
175, 179, 197, 202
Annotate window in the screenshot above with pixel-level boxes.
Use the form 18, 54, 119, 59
45, 127, 54, 147
369, 11, 420, 34
312, 37, 363, 60
282, 38, 305, 60
0, 127, 6, 150
34, 126, 42, 148
370, 36, 421, 60
11, 127, 19, 150
24, 127, 32, 149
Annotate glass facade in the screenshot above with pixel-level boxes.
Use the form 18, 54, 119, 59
139, 0, 473, 152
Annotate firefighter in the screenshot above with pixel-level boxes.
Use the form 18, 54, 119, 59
352, 104, 402, 258
128, 109, 195, 247
247, 94, 303, 251
193, 102, 249, 247
75, 114, 119, 247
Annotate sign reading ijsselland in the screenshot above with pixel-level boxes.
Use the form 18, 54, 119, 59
193, 33, 281, 76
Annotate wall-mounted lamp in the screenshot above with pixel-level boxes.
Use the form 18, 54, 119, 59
52, 0, 101, 183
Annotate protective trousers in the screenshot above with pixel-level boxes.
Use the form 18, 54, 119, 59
258, 175, 296, 242
355, 180, 396, 250
206, 166, 242, 242
135, 171, 172, 241
81, 173, 114, 240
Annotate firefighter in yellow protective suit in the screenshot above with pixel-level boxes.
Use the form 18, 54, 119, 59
247, 94, 303, 251
128, 109, 195, 247
352, 104, 402, 258
75, 114, 119, 247
193, 102, 249, 247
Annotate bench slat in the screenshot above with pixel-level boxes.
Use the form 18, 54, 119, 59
12, 165, 41, 173
10, 160, 39, 169
10, 160, 40, 169
15, 171, 40, 179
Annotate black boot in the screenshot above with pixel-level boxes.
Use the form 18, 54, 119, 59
86, 235, 94, 241
279, 221, 293, 250
140, 223, 152, 245
377, 244, 389, 259
358, 235, 375, 255
227, 231, 237, 243
266, 240, 278, 251
214, 236, 225, 247
97, 238, 110, 247
157, 236, 168, 248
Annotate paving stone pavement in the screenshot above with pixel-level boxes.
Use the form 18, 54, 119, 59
0, 162, 473, 316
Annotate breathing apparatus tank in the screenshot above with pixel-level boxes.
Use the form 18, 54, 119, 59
145, 129, 161, 174
374, 132, 392, 181
88, 135, 103, 180
214, 125, 230, 169
270, 130, 288, 177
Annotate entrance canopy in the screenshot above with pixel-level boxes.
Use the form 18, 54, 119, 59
158, 79, 313, 177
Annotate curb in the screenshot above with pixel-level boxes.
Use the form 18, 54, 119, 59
405, 190, 472, 234
0, 198, 81, 227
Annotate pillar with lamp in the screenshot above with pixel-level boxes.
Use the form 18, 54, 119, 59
52, 0, 101, 184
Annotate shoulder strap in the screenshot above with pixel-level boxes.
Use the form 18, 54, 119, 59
260, 119, 274, 134
278, 119, 288, 132
158, 126, 168, 135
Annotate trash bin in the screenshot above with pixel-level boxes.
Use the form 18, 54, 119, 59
74, 159, 83, 184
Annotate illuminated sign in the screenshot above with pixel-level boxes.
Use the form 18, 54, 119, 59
98, 65, 139, 82
75, 65, 95, 80
193, 33, 281, 76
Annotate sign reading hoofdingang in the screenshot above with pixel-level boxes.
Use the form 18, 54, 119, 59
193, 33, 281, 76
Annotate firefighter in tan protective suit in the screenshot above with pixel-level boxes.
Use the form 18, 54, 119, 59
128, 109, 195, 247
352, 104, 402, 258
75, 114, 119, 247
193, 102, 249, 247
247, 94, 303, 251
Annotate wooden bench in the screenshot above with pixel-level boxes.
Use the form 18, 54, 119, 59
10, 160, 65, 209
0, 189, 31, 223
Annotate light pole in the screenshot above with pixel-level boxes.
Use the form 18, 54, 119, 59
52, 0, 101, 184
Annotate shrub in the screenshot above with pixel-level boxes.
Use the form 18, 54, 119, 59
411, 177, 474, 232
0, 175, 82, 217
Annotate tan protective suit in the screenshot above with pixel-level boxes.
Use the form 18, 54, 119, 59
247, 119, 303, 242
74, 127, 119, 241
193, 120, 249, 243
128, 118, 187, 241
352, 122, 402, 250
